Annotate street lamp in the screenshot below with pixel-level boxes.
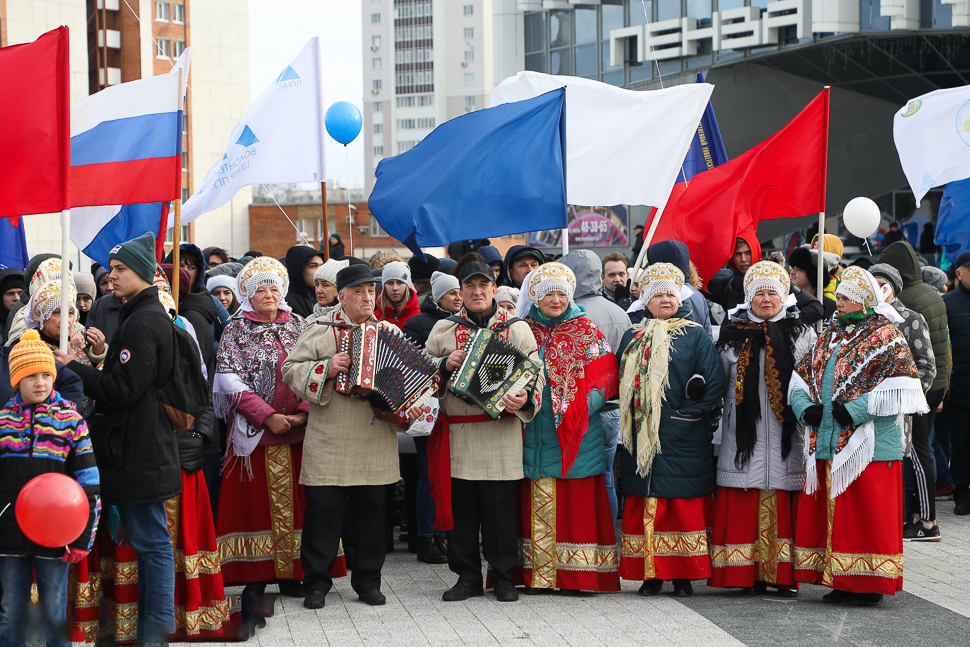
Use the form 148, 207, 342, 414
357, 225, 369, 261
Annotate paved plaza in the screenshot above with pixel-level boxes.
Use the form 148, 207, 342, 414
179, 505, 970, 647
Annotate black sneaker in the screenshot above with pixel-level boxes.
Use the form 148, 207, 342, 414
903, 523, 941, 542
956, 501, 970, 516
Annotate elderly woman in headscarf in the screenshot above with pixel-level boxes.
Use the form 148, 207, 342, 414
212, 257, 345, 628
708, 261, 816, 595
615, 263, 725, 598
789, 266, 927, 607
515, 263, 620, 593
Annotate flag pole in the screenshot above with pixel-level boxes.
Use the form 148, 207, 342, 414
321, 182, 329, 261
172, 68, 186, 309
59, 209, 70, 353
315, 37, 329, 261
816, 86, 831, 335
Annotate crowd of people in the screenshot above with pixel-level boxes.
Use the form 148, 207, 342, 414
0, 225, 966, 644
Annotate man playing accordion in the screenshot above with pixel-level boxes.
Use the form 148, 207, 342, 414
422, 260, 544, 603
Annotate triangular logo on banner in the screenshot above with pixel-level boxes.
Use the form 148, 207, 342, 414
235, 125, 259, 147
276, 65, 300, 83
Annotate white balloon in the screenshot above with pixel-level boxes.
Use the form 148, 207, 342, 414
843, 197, 881, 239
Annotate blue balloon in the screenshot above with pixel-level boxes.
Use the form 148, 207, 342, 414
325, 101, 362, 146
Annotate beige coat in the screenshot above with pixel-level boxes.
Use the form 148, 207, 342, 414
282, 307, 400, 487
425, 307, 544, 481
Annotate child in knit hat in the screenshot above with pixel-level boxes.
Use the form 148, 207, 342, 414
0, 330, 101, 645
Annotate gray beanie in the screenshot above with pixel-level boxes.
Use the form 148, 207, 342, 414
495, 285, 519, 306
921, 265, 947, 290
869, 263, 903, 297
206, 275, 239, 302
109, 232, 157, 284
314, 259, 349, 287
431, 271, 460, 303
382, 261, 414, 290
73, 272, 96, 298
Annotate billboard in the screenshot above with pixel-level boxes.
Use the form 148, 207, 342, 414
528, 205, 629, 248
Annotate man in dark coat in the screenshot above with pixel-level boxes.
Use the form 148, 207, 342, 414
945, 252, 970, 515
503, 245, 544, 288
54, 232, 179, 643
284, 245, 324, 318
0, 268, 24, 346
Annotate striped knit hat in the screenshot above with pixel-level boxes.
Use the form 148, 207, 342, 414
9, 329, 56, 387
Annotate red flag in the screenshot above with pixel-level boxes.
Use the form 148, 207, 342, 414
0, 27, 70, 219
650, 89, 830, 284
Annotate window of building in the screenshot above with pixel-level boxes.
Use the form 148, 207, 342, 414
373, 101, 383, 112
525, 12, 545, 54
398, 141, 418, 153
296, 218, 315, 242
658, 0, 681, 22
465, 96, 476, 110
372, 35, 381, 48
394, 25, 433, 41
464, 50, 474, 62
395, 95, 433, 108
464, 27, 474, 38
371, 215, 388, 237
398, 118, 414, 129
182, 151, 188, 171
172, 40, 185, 58
463, 4, 474, 15
394, 2, 432, 18
464, 73, 474, 85
374, 123, 383, 134
165, 224, 190, 244
155, 1, 169, 22
575, 7, 596, 44
156, 38, 170, 59
171, 2, 184, 24
372, 57, 382, 68
418, 95, 433, 106
374, 145, 384, 156
372, 79, 382, 91
371, 13, 381, 23
181, 187, 189, 202
549, 10, 571, 48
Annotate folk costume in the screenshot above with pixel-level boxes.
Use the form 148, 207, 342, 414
424, 261, 543, 597
281, 264, 400, 603
213, 259, 344, 597
789, 266, 928, 600
709, 262, 816, 592
616, 264, 725, 595
517, 264, 620, 592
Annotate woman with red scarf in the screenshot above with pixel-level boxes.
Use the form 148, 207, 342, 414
516, 263, 620, 593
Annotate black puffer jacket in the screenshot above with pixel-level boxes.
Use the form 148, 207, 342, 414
68, 287, 181, 505
944, 282, 970, 405
877, 241, 948, 392
402, 294, 451, 349
176, 292, 219, 465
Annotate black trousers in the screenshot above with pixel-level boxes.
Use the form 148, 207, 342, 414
951, 406, 970, 506
909, 389, 945, 521
303, 485, 387, 595
448, 478, 518, 587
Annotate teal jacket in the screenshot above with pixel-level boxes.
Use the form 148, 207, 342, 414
523, 304, 611, 480
790, 344, 903, 462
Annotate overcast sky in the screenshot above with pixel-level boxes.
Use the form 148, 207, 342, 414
249, 0, 364, 189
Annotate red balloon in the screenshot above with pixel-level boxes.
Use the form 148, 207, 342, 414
16, 473, 89, 548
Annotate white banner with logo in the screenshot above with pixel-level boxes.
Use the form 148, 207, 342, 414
175, 36, 325, 225
894, 84, 970, 206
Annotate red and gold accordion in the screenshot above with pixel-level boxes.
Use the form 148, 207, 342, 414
335, 321, 439, 424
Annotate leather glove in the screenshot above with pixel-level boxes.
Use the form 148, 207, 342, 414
62, 547, 89, 564
802, 404, 824, 427
832, 402, 854, 427
685, 375, 707, 400
614, 278, 631, 302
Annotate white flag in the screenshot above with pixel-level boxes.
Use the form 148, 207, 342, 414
176, 37, 325, 225
894, 84, 970, 206
489, 71, 713, 207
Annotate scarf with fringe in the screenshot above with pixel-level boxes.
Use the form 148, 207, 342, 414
792, 311, 927, 498
526, 304, 619, 477
618, 315, 699, 477
213, 308, 304, 478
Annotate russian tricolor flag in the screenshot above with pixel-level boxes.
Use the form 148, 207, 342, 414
70, 50, 188, 264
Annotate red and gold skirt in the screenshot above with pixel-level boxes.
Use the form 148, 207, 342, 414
515, 475, 619, 592
708, 487, 800, 589
794, 459, 903, 595
619, 494, 714, 582
68, 469, 231, 642
215, 443, 345, 585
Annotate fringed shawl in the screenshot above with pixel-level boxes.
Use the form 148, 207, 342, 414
618, 316, 699, 477
791, 311, 927, 498
526, 305, 619, 476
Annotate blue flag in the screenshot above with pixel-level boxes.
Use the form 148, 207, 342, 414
369, 88, 567, 258
677, 73, 728, 183
936, 178, 970, 265
0, 217, 29, 270
72, 202, 167, 268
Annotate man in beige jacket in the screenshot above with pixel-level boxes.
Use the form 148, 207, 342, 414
423, 260, 543, 602
282, 264, 400, 610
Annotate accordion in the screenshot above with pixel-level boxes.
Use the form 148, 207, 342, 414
448, 327, 540, 419
335, 322, 439, 424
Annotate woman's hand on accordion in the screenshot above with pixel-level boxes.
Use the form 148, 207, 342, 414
445, 349, 467, 372
328, 352, 351, 378
502, 389, 529, 414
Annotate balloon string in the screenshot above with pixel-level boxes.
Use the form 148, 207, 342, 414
865, 239, 873, 255
0, 503, 9, 518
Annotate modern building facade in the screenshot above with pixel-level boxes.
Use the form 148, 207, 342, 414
0, 0, 250, 260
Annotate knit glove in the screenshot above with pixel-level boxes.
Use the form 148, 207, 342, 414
62, 547, 89, 564
802, 404, 824, 427
685, 375, 707, 400
832, 402, 854, 427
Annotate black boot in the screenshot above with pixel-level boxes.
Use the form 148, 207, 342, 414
241, 583, 267, 630
416, 537, 447, 564
434, 535, 448, 556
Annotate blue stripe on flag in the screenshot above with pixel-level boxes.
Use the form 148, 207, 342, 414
0, 217, 28, 270
936, 178, 970, 265
82, 202, 165, 268
71, 112, 180, 166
